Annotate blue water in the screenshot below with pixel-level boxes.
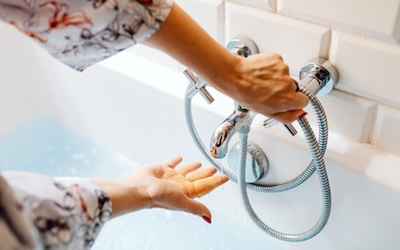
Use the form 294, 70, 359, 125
0, 117, 282, 250
0, 117, 138, 177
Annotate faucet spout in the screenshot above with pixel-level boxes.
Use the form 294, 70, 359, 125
210, 104, 256, 159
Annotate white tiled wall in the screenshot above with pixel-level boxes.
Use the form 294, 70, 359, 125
229, 0, 276, 11
372, 106, 400, 156
330, 31, 400, 109
226, 3, 330, 75
130, 1, 400, 158
304, 90, 376, 143
277, 0, 400, 43
174, 0, 224, 43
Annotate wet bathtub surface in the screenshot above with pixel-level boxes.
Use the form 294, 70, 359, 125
0, 116, 281, 250
94, 208, 281, 250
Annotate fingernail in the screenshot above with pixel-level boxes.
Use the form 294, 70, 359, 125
298, 112, 308, 119
202, 216, 212, 224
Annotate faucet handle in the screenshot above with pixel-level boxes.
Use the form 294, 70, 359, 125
183, 69, 214, 104
263, 118, 298, 136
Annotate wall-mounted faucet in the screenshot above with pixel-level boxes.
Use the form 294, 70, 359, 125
209, 36, 338, 162
210, 37, 338, 162
210, 100, 257, 159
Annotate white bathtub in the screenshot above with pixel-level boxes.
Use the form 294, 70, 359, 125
2, 23, 400, 249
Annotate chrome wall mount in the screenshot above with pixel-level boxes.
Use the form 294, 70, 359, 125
227, 141, 269, 183
263, 58, 339, 134
226, 35, 259, 57
299, 58, 339, 96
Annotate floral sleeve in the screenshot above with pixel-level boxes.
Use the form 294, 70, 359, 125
0, 0, 173, 71
0, 172, 112, 250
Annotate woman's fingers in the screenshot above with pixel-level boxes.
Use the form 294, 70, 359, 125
190, 174, 229, 198
177, 161, 202, 176
265, 83, 309, 115
184, 167, 216, 182
271, 109, 307, 124
163, 158, 229, 200
164, 156, 183, 169
178, 196, 212, 222
286, 91, 309, 111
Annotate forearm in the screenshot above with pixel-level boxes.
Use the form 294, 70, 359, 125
144, 3, 242, 97
89, 177, 151, 218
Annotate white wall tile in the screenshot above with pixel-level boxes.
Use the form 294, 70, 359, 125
277, 0, 400, 43
175, 0, 224, 44
303, 90, 376, 143
330, 31, 400, 109
227, 0, 277, 12
226, 3, 331, 75
372, 105, 400, 157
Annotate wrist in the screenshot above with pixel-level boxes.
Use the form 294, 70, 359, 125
89, 177, 151, 218
204, 53, 247, 103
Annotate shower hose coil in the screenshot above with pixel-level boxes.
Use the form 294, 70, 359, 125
184, 85, 331, 242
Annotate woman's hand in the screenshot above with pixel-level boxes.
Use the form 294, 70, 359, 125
222, 53, 309, 123
90, 156, 228, 223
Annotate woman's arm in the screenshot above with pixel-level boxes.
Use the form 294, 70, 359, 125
1, 157, 227, 249
144, 3, 308, 123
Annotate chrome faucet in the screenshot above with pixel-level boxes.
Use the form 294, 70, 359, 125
210, 37, 259, 159
210, 103, 256, 158
209, 36, 297, 159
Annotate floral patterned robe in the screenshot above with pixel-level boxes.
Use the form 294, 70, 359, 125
0, 0, 172, 71
0, 0, 172, 249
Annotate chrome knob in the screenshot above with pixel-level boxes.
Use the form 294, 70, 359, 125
263, 119, 298, 136
299, 58, 339, 96
183, 69, 214, 104
226, 35, 259, 57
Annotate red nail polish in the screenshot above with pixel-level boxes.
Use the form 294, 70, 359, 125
298, 112, 308, 119
202, 216, 212, 224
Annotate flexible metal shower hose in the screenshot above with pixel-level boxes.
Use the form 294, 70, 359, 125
184, 85, 331, 242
